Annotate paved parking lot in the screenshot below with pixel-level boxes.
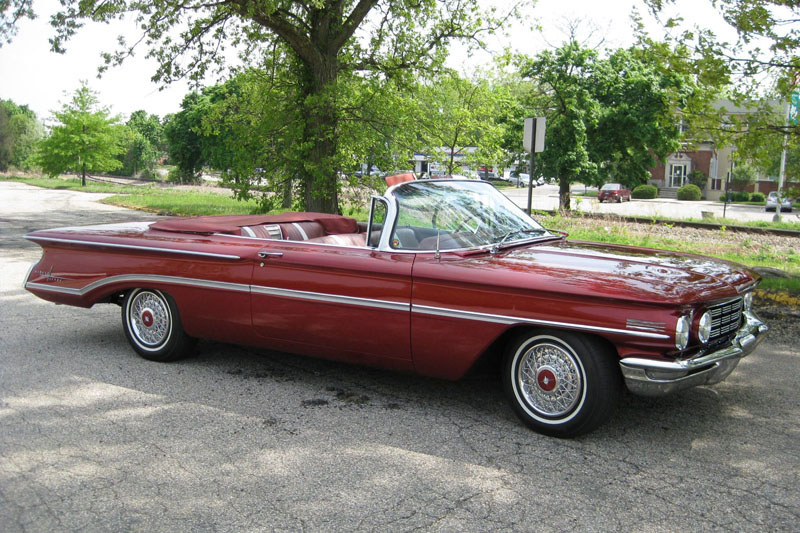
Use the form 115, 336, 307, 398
1, 181, 798, 531
503, 183, 798, 223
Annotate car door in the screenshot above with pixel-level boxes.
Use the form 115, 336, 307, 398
250, 239, 414, 367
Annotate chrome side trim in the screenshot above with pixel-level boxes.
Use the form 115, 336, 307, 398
251, 285, 409, 312
412, 304, 670, 339
23, 261, 38, 290
26, 274, 250, 297
25, 236, 242, 260
26, 272, 670, 340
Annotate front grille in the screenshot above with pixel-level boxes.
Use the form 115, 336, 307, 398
708, 298, 743, 343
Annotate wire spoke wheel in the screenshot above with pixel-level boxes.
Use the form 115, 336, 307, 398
503, 330, 621, 438
128, 290, 171, 349
518, 342, 582, 418
122, 288, 195, 362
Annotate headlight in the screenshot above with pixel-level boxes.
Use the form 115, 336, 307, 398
675, 315, 690, 350
698, 311, 712, 344
743, 292, 753, 311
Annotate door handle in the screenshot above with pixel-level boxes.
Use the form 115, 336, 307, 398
258, 252, 283, 258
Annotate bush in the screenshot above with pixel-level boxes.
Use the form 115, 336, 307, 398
732, 191, 751, 202
750, 192, 765, 203
677, 184, 702, 201
632, 184, 658, 199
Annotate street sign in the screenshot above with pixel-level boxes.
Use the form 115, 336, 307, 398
523, 117, 546, 153
790, 91, 799, 125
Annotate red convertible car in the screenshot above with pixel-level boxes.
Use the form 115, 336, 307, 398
24, 177, 768, 437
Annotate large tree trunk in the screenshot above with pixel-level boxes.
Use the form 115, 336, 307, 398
559, 175, 571, 211
81, 161, 86, 187
301, 58, 340, 214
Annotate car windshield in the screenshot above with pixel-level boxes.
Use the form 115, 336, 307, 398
390, 180, 547, 251
601, 184, 620, 190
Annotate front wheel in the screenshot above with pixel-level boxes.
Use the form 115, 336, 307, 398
502, 329, 621, 437
122, 288, 196, 362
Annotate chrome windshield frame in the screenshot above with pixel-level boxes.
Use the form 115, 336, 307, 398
377, 179, 550, 254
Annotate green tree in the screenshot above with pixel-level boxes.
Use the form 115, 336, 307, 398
163, 93, 208, 184
517, 42, 688, 210
644, 1, 800, 140
415, 71, 506, 176
128, 110, 165, 152
0, 0, 34, 45
34, 83, 127, 185
0, 99, 43, 171
114, 111, 164, 177
43, 0, 506, 213
731, 162, 759, 191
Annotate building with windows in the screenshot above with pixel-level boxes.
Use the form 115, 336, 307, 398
647, 142, 732, 200
647, 100, 786, 201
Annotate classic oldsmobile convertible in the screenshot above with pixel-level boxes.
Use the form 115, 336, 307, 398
24, 177, 768, 437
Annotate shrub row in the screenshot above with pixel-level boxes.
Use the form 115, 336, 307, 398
729, 191, 766, 203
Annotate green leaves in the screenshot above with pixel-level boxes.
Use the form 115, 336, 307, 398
33, 82, 127, 184
0, 98, 43, 171
515, 42, 690, 210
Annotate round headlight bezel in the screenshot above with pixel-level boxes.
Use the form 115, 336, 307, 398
697, 311, 712, 344
675, 315, 690, 350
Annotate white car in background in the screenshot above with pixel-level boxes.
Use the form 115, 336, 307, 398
511, 173, 531, 187
765, 191, 792, 212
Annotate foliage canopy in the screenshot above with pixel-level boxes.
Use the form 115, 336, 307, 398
33, 83, 127, 185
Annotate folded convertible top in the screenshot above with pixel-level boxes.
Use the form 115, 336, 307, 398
149, 212, 359, 236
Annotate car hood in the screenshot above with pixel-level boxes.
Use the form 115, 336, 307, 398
446, 239, 758, 305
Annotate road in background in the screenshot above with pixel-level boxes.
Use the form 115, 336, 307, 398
2, 181, 798, 531
502, 183, 797, 223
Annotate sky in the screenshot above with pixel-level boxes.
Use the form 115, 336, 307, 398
0, 0, 736, 123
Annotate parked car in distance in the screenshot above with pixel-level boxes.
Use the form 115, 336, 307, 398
24, 177, 768, 438
511, 173, 532, 187
765, 191, 792, 212
598, 183, 632, 203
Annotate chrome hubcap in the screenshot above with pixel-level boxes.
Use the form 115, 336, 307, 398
518, 342, 582, 417
129, 291, 170, 347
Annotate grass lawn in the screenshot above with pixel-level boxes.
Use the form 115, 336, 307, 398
105, 190, 263, 216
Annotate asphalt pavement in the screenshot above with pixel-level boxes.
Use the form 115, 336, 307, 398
1, 181, 798, 531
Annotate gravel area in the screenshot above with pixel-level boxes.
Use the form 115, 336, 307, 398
551, 213, 800, 258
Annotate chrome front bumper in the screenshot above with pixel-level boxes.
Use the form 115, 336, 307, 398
619, 311, 768, 397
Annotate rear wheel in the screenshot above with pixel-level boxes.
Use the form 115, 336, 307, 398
122, 288, 196, 362
502, 329, 621, 437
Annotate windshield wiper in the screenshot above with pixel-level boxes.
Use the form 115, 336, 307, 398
490, 229, 546, 254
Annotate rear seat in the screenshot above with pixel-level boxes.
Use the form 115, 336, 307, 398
242, 219, 366, 247
277, 221, 326, 241
306, 233, 367, 247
